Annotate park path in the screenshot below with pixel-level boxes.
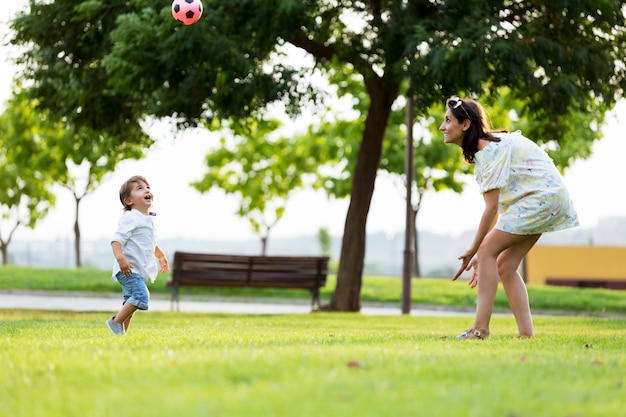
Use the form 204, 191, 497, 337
0, 290, 476, 317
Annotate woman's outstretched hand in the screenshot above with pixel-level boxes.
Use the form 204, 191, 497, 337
452, 250, 478, 288
467, 258, 478, 288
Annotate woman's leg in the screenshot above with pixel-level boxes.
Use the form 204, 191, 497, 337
497, 234, 541, 338
471, 230, 540, 337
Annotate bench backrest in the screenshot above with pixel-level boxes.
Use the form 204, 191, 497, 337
171, 252, 329, 289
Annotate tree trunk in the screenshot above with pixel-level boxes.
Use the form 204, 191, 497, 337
413, 210, 421, 278
412, 191, 424, 277
325, 78, 399, 311
1, 243, 7, 265
74, 196, 82, 268
1, 222, 20, 265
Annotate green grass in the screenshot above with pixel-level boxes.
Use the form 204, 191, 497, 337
1, 265, 625, 315
1, 310, 624, 417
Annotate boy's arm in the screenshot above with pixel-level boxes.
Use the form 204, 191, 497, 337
112, 241, 132, 276
154, 245, 169, 273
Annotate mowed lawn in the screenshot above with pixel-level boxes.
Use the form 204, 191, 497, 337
1, 309, 625, 417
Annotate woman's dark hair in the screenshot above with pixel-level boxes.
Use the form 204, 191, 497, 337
446, 97, 504, 163
119, 175, 150, 211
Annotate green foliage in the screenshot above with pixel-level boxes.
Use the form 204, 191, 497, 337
317, 227, 332, 257
191, 117, 321, 244
1, 310, 625, 417
479, 88, 607, 169
0, 83, 149, 266
417, 0, 626, 114
384, 104, 472, 195
12, 1, 624, 139
297, 117, 363, 198
0, 90, 59, 251
10, 0, 149, 139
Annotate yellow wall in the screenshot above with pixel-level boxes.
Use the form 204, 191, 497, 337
525, 246, 626, 286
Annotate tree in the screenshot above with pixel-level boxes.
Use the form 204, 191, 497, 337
191, 117, 322, 255
318, 227, 332, 258
11, 0, 626, 310
0, 85, 147, 267
0, 90, 59, 264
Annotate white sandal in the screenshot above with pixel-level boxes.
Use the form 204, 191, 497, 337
455, 329, 483, 340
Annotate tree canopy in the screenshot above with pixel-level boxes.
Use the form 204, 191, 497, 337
10, 0, 626, 310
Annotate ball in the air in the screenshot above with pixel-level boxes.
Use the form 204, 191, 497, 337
172, 0, 203, 25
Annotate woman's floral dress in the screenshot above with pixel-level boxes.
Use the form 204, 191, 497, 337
474, 131, 579, 235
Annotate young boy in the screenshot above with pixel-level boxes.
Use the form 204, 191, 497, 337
106, 175, 169, 335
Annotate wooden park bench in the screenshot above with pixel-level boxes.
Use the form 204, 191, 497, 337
166, 252, 330, 311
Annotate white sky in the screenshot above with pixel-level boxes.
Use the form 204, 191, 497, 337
1, 2, 624, 243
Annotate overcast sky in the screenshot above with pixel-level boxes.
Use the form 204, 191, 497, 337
1, 1, 624, 244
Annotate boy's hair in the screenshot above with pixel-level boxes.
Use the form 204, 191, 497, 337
119, 175, 150, 211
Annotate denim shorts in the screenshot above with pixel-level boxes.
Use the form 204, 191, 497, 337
116, 272, 150, 310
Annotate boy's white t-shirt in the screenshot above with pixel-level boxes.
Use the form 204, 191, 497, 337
111, 209, 159, 283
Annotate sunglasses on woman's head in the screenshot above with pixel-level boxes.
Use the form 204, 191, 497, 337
448, 96, 471, 120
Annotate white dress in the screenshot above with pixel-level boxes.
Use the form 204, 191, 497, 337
474, 131, 579, 235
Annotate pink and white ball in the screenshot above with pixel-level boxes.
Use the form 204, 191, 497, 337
171, 0, 203, 25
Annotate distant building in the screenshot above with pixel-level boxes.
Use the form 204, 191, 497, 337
525, 245, 626, 289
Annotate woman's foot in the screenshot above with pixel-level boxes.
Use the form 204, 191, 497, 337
455, 328, 489, 340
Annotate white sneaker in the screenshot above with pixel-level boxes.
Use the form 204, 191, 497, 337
105, 317, 125, 335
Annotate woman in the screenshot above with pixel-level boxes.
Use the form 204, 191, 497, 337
440, 96, 579, 339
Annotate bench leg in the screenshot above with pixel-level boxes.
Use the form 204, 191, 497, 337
171, 285, 180, 312
311, 288, 321, 311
